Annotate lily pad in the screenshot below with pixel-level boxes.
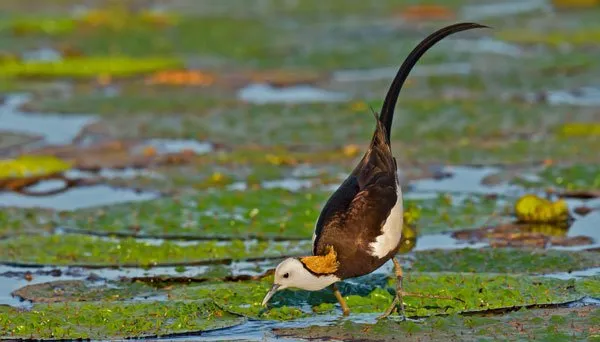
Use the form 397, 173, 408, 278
0, 155, 71, 180
169, 273, 586, 320
59, 189, 329, 239
0, 234, 312, 267
12, 280, 159, 303
58, 190, 507, 240
273, 306, 600, 341
0, 57, 182, 78
412, 248, 600, 274
0, 299, 244, 340
0, 206, 54, 238
518, 164, 600, 191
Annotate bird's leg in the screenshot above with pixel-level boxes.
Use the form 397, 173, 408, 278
330, 283, 350, 316
378, 257, 406, 320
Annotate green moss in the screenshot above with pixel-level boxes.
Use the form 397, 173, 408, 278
0, 234, 311, 266
0, 300, 244, 339
413, 249, 600, 274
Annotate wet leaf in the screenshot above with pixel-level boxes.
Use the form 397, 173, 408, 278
515, 194, 569, 224
0, 299, 244, 339
0, 234, 311, 267
413, 248, 600, 274
0, 155, 71, 180
0, 57, 182, 78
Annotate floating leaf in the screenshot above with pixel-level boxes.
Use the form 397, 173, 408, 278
0, 155, 71, 180
0, 57, 182, 78
514, 194, 569, 223
145, 70, 215, 86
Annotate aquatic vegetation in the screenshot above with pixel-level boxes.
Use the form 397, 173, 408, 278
274, 306, 600, 341
0, 300, 244, 339
0, 207, 54, 238
170, 273, 589, 320
58, 190, 503, 239
0, 155, 71, 181
0, 234, 312, 266
0, 57, 182, 79
60, 189, 330, 239
514, 194, 570, 224
413, 248, 600, 274
12, 280, 158, 303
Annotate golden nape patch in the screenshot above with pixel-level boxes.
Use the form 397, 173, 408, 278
300, 245, 339, 274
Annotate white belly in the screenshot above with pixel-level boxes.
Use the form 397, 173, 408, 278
368, 184, 403, 259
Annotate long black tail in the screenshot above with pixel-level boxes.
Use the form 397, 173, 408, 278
379, 22, 488, 145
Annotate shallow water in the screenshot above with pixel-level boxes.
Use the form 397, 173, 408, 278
0, 93, 97, 145
0, 182, 158, 210
333, 62, 472, 83
238, 83, 349, 104
409, 165, 519, 195
541, 87, 600, 107
461, 0, 550, 20
138, 139, 214, 155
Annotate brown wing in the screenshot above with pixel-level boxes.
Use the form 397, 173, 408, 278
313, 121, 398, 256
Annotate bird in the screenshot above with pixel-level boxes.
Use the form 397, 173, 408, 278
262, 22, 488, 319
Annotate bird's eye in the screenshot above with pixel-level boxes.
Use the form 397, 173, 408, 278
283, 273, 289, 279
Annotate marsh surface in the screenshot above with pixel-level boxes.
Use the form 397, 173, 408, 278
0, 0, 599, 340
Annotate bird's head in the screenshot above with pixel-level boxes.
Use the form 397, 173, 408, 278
262, 247, 341, 307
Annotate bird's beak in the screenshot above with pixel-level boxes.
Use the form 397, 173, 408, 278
261, 284, 280, 306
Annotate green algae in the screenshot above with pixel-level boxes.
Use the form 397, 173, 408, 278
0, 299, 244, 340
412, 249, 600, 274
274, 306, 600, 341
0, 234, 311, 267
